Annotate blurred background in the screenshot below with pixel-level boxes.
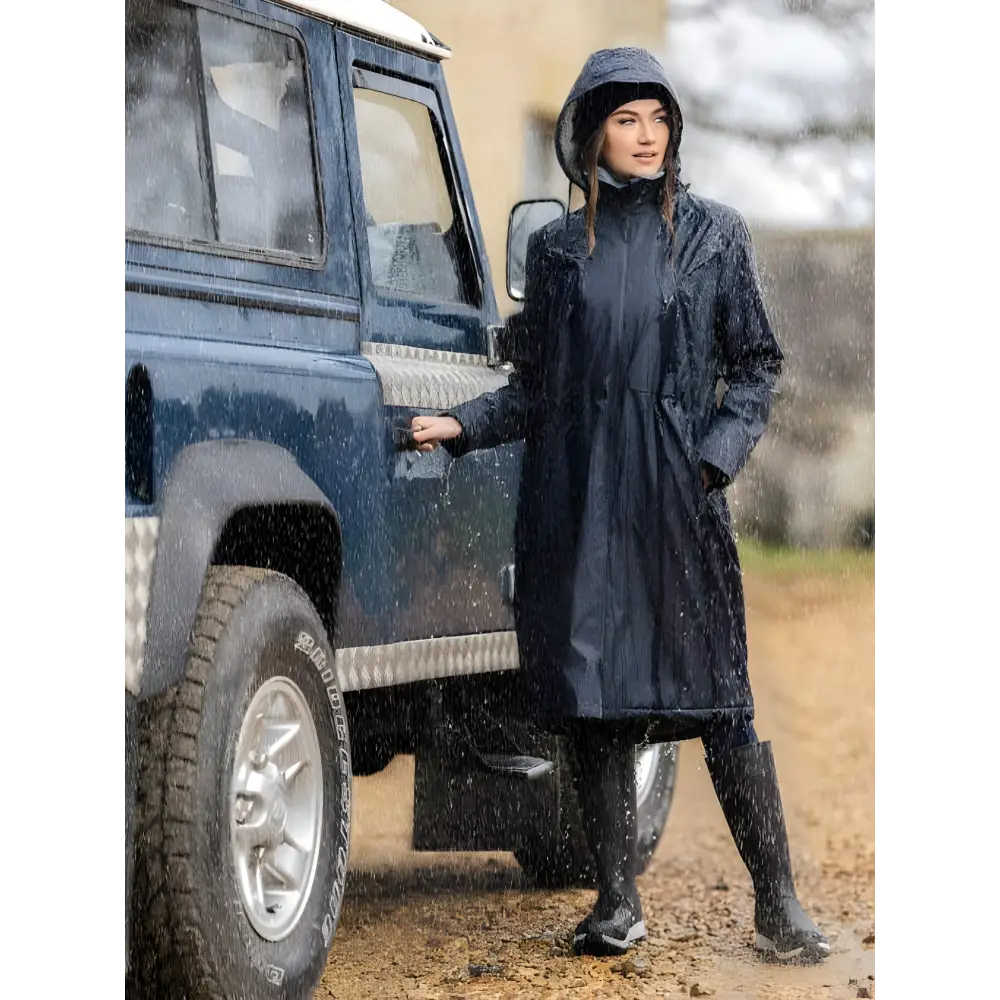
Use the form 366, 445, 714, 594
391, 0, 875, 550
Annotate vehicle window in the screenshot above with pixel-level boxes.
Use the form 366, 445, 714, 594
125, 1, 210, 241
125, 0, 322, 260
197, 9, 321, 257
353, 87, 473, 305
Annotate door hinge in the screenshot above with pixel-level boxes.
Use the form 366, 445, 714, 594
499, 563, 516, 606
486, 324, 509, 371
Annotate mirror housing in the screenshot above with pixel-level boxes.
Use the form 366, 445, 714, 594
506, 199, 565, 301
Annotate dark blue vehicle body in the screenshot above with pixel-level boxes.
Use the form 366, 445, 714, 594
124, 1, 528, 972
126, 1, 520, 652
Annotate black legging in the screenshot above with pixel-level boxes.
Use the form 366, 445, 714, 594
568, 715, 759, 891
701, 713, 759, 760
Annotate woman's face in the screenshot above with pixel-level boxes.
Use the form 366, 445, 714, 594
600, 99, 670, 180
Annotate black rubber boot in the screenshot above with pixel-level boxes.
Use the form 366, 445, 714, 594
707, 741, 831, 963
570, 727, 646, 956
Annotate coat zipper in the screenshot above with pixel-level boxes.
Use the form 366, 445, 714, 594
604, 211, 631, 680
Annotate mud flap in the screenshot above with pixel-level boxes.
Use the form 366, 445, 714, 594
412, 741, 559, 852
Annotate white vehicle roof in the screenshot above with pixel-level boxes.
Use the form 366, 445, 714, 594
277, 1, 451, 60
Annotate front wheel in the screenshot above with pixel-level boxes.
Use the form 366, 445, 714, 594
129, 567, 351, 1000
514, 739, 678, 889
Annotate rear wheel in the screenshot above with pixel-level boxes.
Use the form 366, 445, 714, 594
514, 739, 678, 889
129, 567, 351, 1000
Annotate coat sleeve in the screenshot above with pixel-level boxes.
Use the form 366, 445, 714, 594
441, 229, 550, 458
697, 211, 784, 484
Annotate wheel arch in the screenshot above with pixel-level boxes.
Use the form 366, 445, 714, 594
141, 440, 342, 698
212, 501, 341, 647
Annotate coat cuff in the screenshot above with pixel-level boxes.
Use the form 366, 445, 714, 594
698, 424, 749, 483
438, 408, 469, 458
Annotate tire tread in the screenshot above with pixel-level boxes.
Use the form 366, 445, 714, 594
129, 566, 273, 1000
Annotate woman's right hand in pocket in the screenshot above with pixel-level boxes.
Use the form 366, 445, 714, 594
411, 415, 463, 452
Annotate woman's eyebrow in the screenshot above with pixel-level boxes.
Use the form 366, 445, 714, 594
612, 105, 668, 117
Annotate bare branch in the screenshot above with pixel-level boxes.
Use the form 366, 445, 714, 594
688, 117, 874, 148
684, 96, 879, 149
671, 0, 874, 34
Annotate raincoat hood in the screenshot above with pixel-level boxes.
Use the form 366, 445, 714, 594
555, 47, 684, 192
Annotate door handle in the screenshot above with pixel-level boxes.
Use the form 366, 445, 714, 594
393, 422, 420, 451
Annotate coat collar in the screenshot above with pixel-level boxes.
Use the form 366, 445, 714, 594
671, 187, 725, 275
541, 186, 724, 277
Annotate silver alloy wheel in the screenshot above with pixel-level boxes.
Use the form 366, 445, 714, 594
230, 676, 323, 942
635, 744, 660, 809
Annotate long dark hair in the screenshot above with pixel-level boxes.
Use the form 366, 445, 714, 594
580, 105, 681, 256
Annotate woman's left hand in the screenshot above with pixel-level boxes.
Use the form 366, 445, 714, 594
700, 462, 730, 492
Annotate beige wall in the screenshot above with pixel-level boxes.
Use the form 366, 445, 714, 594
391, 1, 668, 312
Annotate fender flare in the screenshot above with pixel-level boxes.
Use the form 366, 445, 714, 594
141, 440, 342, 698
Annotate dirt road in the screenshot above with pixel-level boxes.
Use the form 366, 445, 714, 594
316, 553, 875, 1000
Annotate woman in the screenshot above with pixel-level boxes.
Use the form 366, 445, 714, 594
411, 47, 830, 964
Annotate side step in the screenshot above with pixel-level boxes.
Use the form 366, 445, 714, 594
476, 753, 555, 781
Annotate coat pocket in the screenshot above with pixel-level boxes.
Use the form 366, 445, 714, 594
656, 390, 695, 461
655, 393, 715, 518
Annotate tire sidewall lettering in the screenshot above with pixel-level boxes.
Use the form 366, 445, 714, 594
294, 629, 351, 948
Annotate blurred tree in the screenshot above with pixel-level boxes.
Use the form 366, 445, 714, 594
665, 0, 874, 226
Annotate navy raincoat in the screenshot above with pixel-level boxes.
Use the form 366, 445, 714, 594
446, 48, 783, 743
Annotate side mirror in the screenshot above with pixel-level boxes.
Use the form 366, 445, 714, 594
506, 199, 565, 301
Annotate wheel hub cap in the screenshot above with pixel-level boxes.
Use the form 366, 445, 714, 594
230, 676, 323, 941
635, 745, 660, 808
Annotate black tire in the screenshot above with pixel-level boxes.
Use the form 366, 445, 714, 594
128, 567, 351, 1000
514, 739, 678, 889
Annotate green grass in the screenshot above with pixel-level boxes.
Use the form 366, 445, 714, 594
736, 538, 875, 580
